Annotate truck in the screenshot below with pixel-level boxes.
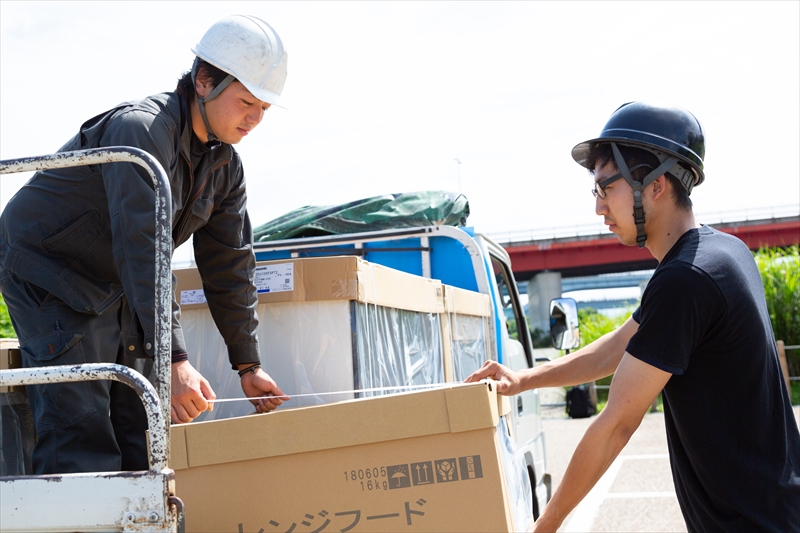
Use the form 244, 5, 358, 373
0, 150, 555, 532
248, 199, 555, 519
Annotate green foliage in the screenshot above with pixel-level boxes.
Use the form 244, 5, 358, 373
754, 246, 799, 346
0, 293, 16, 338
577, 307, 633, 349
754, 246, 800, 399
791, 382, 800, 406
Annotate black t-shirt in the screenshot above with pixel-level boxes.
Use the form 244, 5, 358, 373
627, 226, 800, 532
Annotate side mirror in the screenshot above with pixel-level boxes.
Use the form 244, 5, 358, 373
550, 297, 581, 351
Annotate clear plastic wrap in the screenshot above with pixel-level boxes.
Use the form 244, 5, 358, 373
353, 302, 443, 397
497, 416, 534, 532
184, 300, 443, 421
447, 311, 490, 382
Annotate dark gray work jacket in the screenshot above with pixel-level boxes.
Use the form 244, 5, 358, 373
0, 92, 260, 366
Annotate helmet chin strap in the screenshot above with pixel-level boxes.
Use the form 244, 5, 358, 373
610, 143, 680, 249
191, 57, 235, 148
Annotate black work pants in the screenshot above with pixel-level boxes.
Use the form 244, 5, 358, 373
0, 273, 150, 474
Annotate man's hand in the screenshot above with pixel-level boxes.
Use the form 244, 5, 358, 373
464, 360, 523, 396
239, 365, 290, 413
171, 360, 216, 424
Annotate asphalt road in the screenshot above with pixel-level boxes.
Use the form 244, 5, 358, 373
539, 390, 800, 533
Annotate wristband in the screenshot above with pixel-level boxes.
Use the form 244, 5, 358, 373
238, 364, 261, 378
171, 351, 189, 364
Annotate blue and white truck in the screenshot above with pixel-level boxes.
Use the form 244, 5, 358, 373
241, 196, 554, 520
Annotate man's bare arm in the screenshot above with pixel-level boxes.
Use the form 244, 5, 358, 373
531, 353, 671, 532
465, 316, 639, 394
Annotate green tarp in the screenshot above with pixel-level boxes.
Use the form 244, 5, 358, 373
254, 191, 469, 242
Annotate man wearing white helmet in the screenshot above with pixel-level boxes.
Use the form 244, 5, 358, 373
0, 15, 289, 474
467, 103, 800, 531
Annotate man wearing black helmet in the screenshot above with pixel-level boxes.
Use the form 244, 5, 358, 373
467, 102, 800, 532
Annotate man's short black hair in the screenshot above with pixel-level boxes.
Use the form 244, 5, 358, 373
176, 60, 232, 102
586, 142, 693, 211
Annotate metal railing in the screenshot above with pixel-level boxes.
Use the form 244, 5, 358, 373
487, 203, 800, 244
0, 147, 173, 470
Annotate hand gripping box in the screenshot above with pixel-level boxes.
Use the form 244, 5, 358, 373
170, 382, 519, 533
174, 256, 445, 421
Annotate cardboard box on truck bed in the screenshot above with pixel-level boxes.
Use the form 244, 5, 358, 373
171, 382, 523, 533
174, 255, 443, 312
173, 256, 446, 420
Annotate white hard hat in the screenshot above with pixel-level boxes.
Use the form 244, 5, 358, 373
192, 14, 287, 107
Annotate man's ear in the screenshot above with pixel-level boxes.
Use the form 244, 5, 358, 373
194, 70, 211, 99
650, 174, 668, 200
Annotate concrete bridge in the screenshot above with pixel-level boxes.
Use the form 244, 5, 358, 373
489, 205, 800, 332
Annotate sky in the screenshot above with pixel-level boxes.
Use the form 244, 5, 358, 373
1, 1, 798, 267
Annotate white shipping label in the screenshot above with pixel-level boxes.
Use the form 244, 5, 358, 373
181, 289, 207, 305
255, 263, 294, 293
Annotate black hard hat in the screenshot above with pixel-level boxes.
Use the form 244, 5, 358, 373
572, 102, 706, 192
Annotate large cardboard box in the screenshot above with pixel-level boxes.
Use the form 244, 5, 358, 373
171, 383, 520, 533
174, 255, 444, 313
173, 257, 446, 420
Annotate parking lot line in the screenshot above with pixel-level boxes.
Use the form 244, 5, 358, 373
562, 454, 673, 533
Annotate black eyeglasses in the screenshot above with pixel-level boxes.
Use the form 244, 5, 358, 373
591, 173, 623, 199
590, 164, 653, 199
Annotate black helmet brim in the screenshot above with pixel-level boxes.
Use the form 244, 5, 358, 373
572, 102, 706, 187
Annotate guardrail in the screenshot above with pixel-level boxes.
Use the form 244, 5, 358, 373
487, 204, 800, 244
